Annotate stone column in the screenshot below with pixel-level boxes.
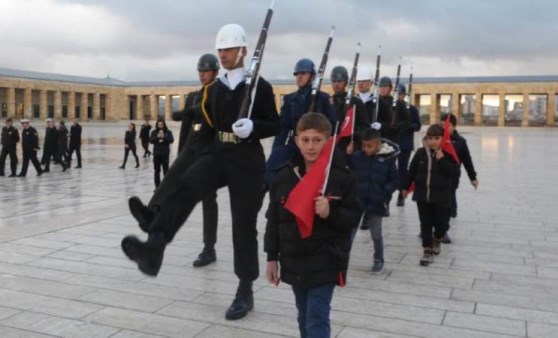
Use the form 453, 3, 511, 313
105, 94, 111, 121
546, 93, 554, 127
24, 88, 33, 119
179, 94, 186, 111
150, 94, 158, 119
137, 95, 144, 119
40, 90, 48, 120
498, 93, 506, 127
165, 94, 172, 121
93, 92, 101, 120
474, 92, 483, 126
54, 90, 62, 119
429, 93, 439, 125
451, 92, 460, 121
67, 92, 75, 119
81, 93, 88, 120
522, 93, 530, 127
7, 87, 16, 117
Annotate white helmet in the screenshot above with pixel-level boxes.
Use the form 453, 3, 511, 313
356, 67, 372, 81
215, 24, 248, 49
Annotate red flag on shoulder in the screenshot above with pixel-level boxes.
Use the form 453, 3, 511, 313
284, 137, 335, 239
442, 115, 460, 164
337, 105, 355, 139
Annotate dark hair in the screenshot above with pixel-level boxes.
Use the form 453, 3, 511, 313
6, 118, 13, 123
296, 112, 331, 136
441, 113, 457, 126
59, 120, 65, 126
426, 124, 444, 137
130, 122, 136, 132
360, 127, 381, 141
155, 118, 167, 130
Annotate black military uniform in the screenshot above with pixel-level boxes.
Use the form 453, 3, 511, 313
58, 123, 70, 170
0, 121, 20, 177
68, 122, 82, 168
19, 122, 43, 177
140, 122, 152, 157
42, 124, 61, 172
331, 92, 370, 153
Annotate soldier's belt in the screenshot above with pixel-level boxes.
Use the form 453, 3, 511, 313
217, 131, 239, 144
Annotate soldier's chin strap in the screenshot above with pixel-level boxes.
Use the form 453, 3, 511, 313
233, 48, 244, 69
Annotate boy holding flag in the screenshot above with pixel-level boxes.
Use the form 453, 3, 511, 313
264, 113, 361, 338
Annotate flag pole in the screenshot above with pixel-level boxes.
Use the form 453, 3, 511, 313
321, 121, 339, 196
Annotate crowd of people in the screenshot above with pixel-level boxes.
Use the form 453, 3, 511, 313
1, 23, 479, 338
0, 117, 82, 177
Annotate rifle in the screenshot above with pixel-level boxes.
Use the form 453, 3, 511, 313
407, 66, 413, 109
237, 0, 275, 119
345, 43, 360, 141
308, 26, 335, 113
372, 45, 381, 122
390, 57, 402, 126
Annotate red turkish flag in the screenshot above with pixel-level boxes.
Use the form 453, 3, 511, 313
284, 137, 335, 239
442, 115, 460, 164
338, 105, 355, 139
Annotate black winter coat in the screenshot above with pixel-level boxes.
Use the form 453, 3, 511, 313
22, 127, 40, 152
398, 104, 421, 152
378, 96, 411, 143
150, 128, 174, 156
140, 124, 151, 142
264, 153, 362, 288
350, 143, 399, 216
124, 130, 137, 150
69, 124, 82, 147
58, 126, 69, 152
451, 130, 477, 187
1, 126, 20, 149
43, 127, 58, 153
403, 141, 459, 208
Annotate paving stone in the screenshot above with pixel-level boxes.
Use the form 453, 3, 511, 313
443, 311, 526, 336
78, 289, 175, 313
0, 274, 95, 299
0, 311, 119, 337
0, 326, 54, 338
527, 322, 558, 338
476, 303, 558, 326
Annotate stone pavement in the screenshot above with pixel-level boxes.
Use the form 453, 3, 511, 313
1, 122, 558, 337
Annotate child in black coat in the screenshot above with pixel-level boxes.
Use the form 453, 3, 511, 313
264, 113, 361, 338
402, 124, 459, 266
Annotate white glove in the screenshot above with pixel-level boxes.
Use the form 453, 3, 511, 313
371, 122, 382, 131
232, 118, 254, 139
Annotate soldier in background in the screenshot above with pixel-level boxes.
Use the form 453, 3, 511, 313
0, 118, 20, 177
68, 118, 82, 168
18, 119, 43, 177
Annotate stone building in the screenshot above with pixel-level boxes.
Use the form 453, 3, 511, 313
1, 67, 557, 127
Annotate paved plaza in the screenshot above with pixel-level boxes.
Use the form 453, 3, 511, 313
1, 122, 558, 337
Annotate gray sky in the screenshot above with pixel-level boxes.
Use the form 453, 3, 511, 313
1, 0, 556, 82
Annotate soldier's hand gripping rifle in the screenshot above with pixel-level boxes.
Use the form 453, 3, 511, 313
372, 45, 382, 123
237, 0, 275, 119
308, 26, 335, 113
344, 42, 360, 141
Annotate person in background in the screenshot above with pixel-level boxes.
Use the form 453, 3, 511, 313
149, 118, 174, 188
119, 123, 140, 169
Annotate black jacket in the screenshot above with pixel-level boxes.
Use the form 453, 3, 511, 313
69, 123, 82, 146
139, 124, 152, 142
149, 128, 174, 156
403, 140, 460, 208
22, 127, 40, 152
43, 127, 58, 153
1, 126, 20, 149
332, 92, 370, 154
264, 153, 361, 288
58, 126, 69, 152
451, 130, 477, 185
398, 104, 421, 152
124, 130, 137, 150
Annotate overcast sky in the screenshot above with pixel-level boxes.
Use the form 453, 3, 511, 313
1, 0, 556, 82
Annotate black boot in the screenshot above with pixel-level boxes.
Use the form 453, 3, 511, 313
225, 280, 254, 320
193, 247, 216, 267
121, 232, 167, 276
129, 196, 155, 232
396, 192, 405, 207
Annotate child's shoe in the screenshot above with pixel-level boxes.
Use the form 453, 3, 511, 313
371, 260, 384, 275
420, 249, 434, 266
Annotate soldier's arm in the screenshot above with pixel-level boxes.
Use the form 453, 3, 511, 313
249, 79, 279, 140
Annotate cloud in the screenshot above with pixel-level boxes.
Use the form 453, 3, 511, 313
1, 0, 557, 81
